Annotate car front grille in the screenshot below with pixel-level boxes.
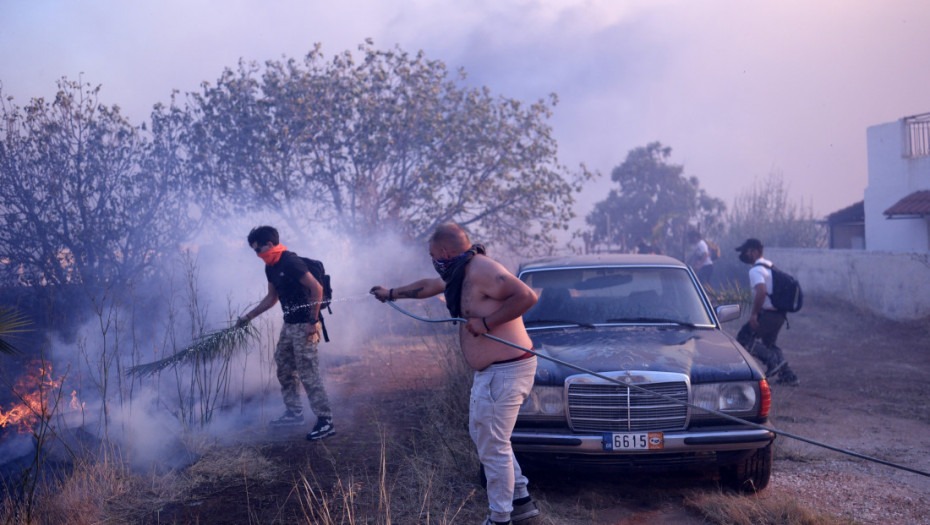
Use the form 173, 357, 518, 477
566, 374, 689, 432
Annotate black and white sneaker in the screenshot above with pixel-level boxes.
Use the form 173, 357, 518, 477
511, 497, 540, 522
765, 360, 787, 378
306, 417, 335, 441
269, 410, 304, 427
775, 372, 800, 387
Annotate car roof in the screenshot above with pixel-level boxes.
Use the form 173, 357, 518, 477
518, 253, 687, 273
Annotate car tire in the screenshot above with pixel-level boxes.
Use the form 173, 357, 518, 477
719, 443, 773, 493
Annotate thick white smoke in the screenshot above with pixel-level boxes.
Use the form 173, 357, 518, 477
0, 213, 447, 471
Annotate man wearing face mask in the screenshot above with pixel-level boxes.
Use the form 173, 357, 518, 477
370, 223, 540, 525
734, 238, 800, 386
237, 225, 336, 440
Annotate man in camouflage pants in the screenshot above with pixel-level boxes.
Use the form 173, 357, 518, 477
237, 226, 335, 440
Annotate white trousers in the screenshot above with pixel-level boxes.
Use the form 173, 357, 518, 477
469, 356, 537, 522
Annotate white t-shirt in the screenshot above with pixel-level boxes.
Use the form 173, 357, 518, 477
749, 257, 774, 310
688, 240, 712, 269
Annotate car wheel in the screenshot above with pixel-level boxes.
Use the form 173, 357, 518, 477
719, 443, 773, 493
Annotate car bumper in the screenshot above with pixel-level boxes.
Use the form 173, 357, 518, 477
511, 427, 775, 455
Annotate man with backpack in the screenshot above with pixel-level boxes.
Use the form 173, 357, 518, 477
237, 225, 336, 440
734, 238, 800, 386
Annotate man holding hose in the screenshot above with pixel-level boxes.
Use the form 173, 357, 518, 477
370, 223, 540, 525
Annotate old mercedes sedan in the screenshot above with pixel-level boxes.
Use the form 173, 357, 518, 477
512, 254, 775, 492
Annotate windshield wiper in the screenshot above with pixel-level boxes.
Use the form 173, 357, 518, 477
605, 317, 698, 328
524, 319, 597, 329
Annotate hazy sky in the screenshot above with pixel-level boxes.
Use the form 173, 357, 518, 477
3, 0, 930, 221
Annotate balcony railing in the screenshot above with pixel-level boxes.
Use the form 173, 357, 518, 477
903, 112, 930, 158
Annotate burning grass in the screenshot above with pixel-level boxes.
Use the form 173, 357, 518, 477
0, 361, 62, 432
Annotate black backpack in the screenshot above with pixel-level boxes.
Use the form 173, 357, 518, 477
755, 262, 803, 313
301, 256, 333, 341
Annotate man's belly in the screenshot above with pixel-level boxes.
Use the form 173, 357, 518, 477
459, 325, 533, 371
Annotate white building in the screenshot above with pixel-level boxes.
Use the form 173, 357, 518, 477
863, 112, 930, 252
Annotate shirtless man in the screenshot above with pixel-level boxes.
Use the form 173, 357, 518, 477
370, 223, 539, 525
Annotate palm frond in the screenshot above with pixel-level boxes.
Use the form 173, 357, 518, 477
0, 307, 32, 355
127, 323, 258, 378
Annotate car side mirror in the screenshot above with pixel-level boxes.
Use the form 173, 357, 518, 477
715, 304, 741, 323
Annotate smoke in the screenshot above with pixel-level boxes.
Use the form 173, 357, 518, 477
0, 210, 450, 472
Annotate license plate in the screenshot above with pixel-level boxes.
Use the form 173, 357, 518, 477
603, 432, 664, 451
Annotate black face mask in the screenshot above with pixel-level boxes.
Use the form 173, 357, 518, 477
437, 244, 486, 318
738, 251, 753, 264
432, 251, 471, 282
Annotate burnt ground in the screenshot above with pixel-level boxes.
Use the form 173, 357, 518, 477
150, 296, 930, 525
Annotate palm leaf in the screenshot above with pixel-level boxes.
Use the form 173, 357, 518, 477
127, 323, 258, 377
0, 307, 32, 355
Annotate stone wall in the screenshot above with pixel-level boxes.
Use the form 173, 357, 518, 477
765, 248, 930, 321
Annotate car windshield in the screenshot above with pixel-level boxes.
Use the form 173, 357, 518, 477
520, 266, 715, 327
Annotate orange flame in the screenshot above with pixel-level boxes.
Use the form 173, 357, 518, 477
0, 361, 64, 434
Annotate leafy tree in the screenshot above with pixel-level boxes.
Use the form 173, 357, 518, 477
724, 171, 826, 249
709, 172, 827, 288
0, 79, 197, 292
585, 142, 725, 255
182, 40, 591, 254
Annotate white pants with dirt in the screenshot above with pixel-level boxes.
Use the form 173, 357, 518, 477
468, 356, 537, 523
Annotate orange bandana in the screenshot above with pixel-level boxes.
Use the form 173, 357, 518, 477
258, 244, 288, 266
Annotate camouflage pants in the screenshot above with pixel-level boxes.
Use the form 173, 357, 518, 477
275, 322, 332, 418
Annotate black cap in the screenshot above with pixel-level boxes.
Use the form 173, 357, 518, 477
735, 238, 763, 252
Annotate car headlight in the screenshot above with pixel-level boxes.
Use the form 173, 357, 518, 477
519, 385, 564, 418
691, 382, 758, 420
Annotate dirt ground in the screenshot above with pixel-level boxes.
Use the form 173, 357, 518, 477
160, 295, 930, 525
756, 297, 930, 524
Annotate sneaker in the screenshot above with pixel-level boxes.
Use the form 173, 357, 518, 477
765, 360, 787, 378
269, 410, 304, 427
775, 373, 800, 387
306, 417, 335, 441
511, 498, 540, 522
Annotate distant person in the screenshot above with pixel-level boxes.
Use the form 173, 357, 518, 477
237, 226, 336, 440
734, 238, 799, 386
636, 238, 661, 255
370, 223, 540, 525
685, 230, 714, 285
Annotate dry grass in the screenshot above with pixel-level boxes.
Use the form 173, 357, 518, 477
705, 279, 751, 308
1, 448, 182, 525
298, 471, 365, 524
291, 331, 483, 524
1, 328, 863, 524
186, 445, 281, 486
683, 490, 861, 525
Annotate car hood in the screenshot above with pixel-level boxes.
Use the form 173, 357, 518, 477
527, 326, 759, 385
